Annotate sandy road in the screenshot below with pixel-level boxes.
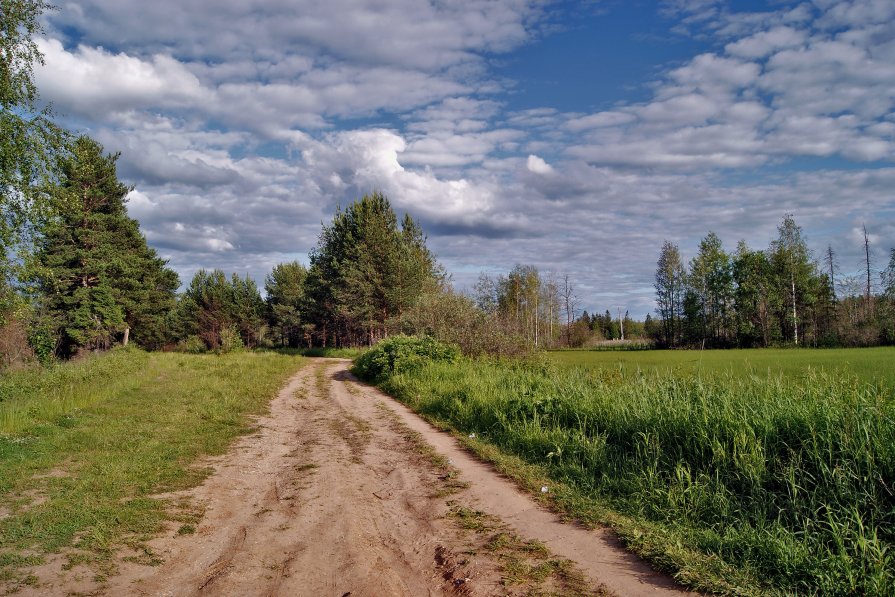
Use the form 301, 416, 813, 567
32, 358, 691, 596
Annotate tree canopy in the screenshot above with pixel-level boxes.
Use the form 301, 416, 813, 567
1, 0, 67, 276
305, 191, 440, 346
32, 136, 178, 356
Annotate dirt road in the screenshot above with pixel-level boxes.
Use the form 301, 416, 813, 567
31, 359, 691, 596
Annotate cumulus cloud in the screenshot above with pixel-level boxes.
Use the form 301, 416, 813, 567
35, 39, 205, 119
526, 155, 553, 174
28, 0, 895, 315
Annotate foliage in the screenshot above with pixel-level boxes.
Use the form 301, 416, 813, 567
265, 261, 307, 347
352, 334, 459, 383
0, 0, 68, 279
686, 232, 734, 347
31, 137, 178, 357
654, 241, 686, 346
375, 352, 895, 595
175, 269, 263, 352
0, 348, 302, 588
474, 266, 562, 349
395, 288, 531, 357
305, 192, 440, 347
652, 215, 884, 349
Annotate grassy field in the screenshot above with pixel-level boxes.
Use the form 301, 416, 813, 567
548, 346, 895, 388
373, 347, 895, 595
0, 348, 303, 591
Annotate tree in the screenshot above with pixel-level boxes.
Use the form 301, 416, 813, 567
878, 248, 895, 344
883, 248, 895, 301
862, 223, 874, 317
769, 215, 816, 345
32, 136, 178, 356
655, 240, 686, 347
230, 273, 264, 348
825, 244, 837, 300
688, 232, 733, 347
497, 264, 542, 346
305, 192, 439, 346
559, 274, 578, 347
1, 0, 67, 277
265, 261, 308, 347
176, 269, 263, 351
1, 0, 69, 365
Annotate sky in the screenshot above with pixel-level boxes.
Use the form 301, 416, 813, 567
34, 0, 895, 317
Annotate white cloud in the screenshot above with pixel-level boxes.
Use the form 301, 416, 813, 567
725, 26, 807, 59
526, 154, 553, 174
35, 38, 205, 118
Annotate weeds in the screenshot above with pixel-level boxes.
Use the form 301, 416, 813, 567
446, 503, 606, 596
376, 354, 895, 595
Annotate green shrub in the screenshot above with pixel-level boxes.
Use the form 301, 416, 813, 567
352, 335, 459, 383
218, 325, 244, 354
177, 335, 206, 354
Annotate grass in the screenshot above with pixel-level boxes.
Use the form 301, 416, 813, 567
447, 503, 607, 596
266, 346, 366, 359
548, 346, 895, 388
0, 347, 303, 591
374, 351, 895, 595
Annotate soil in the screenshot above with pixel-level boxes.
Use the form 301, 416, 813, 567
19, 359, 693, 596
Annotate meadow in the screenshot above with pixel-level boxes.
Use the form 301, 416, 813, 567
0, 348, 303, 590
371, 344, 895, 595
548, 346, 895, 387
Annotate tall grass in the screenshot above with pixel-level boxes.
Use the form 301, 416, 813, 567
0, 348, 149, 434
379, 358, 895, 594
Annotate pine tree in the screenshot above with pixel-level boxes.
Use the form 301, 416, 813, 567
306, 192, 439, 346
265, 261, 307, 347
33, 136, 178, 356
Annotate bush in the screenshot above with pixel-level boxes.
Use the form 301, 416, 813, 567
352, 335, 459, 383
393, 289, 532, 357
177, 335, 206, 354
218, 325, 244, 354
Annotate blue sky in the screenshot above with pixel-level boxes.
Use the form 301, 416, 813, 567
34, 0, 895, 316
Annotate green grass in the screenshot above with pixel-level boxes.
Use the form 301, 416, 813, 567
265, 346, 366, 359
373, 352, 895, 595
547, 346, 895, 388
0, 347, 303, 590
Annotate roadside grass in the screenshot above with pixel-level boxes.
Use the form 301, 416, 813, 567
372, 399, 599, 595
374, 355, 895, 595
0, 348, 303, 591
267, 346, 365, 359
548, 346, 895, 388
447, 503, 609, 596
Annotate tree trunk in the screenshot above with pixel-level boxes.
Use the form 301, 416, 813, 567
122, 326, 130, 346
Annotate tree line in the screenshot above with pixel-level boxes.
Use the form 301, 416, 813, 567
653, 215, 895, 348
